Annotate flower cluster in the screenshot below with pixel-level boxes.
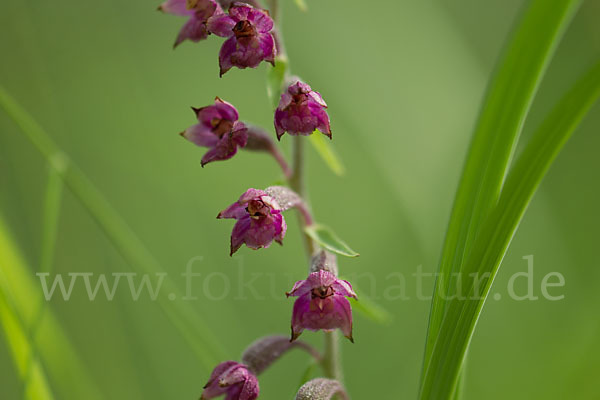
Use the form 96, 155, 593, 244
160, 1, 354, 398
180, 97, 248, 166
217, 188, 286, 255
275, 80, 331, 140
287, 269, 356, 343
160, 0, 275, 75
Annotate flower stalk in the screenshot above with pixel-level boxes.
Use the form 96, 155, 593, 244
161, 0, 352, 397
266, 0, 343, 386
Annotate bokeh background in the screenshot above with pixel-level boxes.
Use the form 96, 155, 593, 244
1, 0, 599, 399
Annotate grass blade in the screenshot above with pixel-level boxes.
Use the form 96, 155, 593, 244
0, 214, 101, 399
422, 0, 581, 378
0, 84, 224, 370
38, 166, 63, 275
420, 59, 600, 400
0, 291, 54, 400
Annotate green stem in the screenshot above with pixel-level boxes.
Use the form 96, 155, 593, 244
263, 0, 343, 385
288, 135, 317, 257
288, 134, 341, 385
322, 331, 342, 382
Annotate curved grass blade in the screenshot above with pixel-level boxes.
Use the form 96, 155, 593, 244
422, 0, 581, 377
0, 85, 224, 370
421, 59, 600, 400
0, 291, 54, 400
0, 214, 101, 400
293, 0, 308, 12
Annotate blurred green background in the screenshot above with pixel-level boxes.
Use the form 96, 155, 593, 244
1, 0, 599, 399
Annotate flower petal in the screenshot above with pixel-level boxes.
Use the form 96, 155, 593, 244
230, 121, 248, 147
238, 188, 268, 204
246, 7, 274, 33
217, 201, 246, 219
159, 0, 193, 16
202, 361, 239, 399
214, 97, 240, 119
291, 294, 311, 341
332, 279, 357, 299
200, 141, 238, 166
258, 33, 276, 64
307, 270, 336, 288
308, 90, 327, 107
308, 102, 332, 137
207, 11, 235, 37
332, 296, 353, 342
243, 219, 278, 250
174, 16, 209, 48
196, 99, 238, 125
237, 373, 259, 400
218, 36, 237, 76
181, 123, 218, 147
228, 3, 252, 21
286, 279, 312, 297
230, 217, 252, 255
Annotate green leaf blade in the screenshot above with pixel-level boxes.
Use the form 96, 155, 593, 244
308, 133, 345, 176
348, 296, 392, 326
293, 0, 308, 12
267, 56, 288, 110
304, 224, 359, 257
421, 53, 600, 400
425, 0, 582, 363
420, 0, 584, 398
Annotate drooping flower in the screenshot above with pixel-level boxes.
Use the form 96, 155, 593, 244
217, 189, 286, 255
201, 361, 259, 400
274, 80, 331, 140
158, 0, 221, 48
286, 270, 356, 342
207, 2, 276, 76
180, 97, 248, 166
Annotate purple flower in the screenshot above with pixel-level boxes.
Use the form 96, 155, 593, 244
217, 189, 287, 255
274, 80, 331, 140
180, 97, 248, 166
207, 2, 276, 76
159, 0, 221, 48
201, 361, 259, 400
286, 270, 356, 342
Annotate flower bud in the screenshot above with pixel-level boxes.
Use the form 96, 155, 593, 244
295, 378, 349, 400
201, 361, 259, 400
